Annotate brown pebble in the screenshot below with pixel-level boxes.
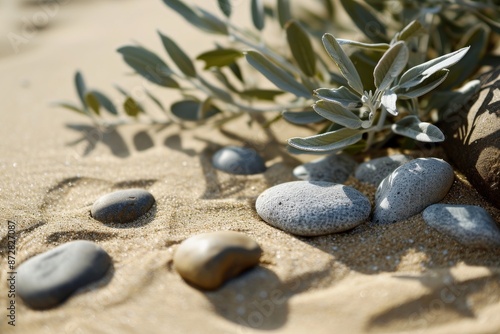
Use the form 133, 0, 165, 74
173, 231, 262, 290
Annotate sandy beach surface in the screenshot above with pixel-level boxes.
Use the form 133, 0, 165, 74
1, 1, 499, 333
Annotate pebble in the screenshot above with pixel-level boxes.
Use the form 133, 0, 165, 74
173, 231, 262, 290
91, 188, 155, 224
255, 181, 371, 236
17, 240, 111, 309
423, 204, 500, 249
293, 153, 357, 183
212, 146, 266, 175
355, 154, 412, 186
373, 158, 454, 224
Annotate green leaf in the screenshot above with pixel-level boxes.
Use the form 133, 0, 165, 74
245, 50, 312, 98
339, 0, 387, 43
282, 109, 325, 124
396, 20, 425, 42
211, 68, 239, 93
313, 100, 362, 129
251, 0, 265, 30
396, 69, 449, 99
315, 86, 362, 109
159, 32, 196, 77
75, 71, 87, 110
162, 0, 228, 34
123, 97, 142, 117
240, 89, 285, 101
196, 48, 243, 69
54, 101, 86, 115
85, 92, 100, 115
288, 128, 363, 152
322, 34, 364, 95
398, 46, 470, 89
117, 46, 179, 88
170, 100, 220, 121
218, 0, 231, 17
286, 20, 316, 77
391, 115, 444, 142
88, 90, 118, 115
336, 39, 390, 52
277, 0, 292, 28
374, 41, 409, 91
229, 62, 244, 82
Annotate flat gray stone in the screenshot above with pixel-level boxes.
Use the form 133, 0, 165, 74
355, 154, 413, 186
256, 181, 371, 236
174, 231, 262, 290
423, 204, 500, 249
212, 146, 266, 175
17, 240, 111, 309
373, 158, 454, 224
91, 188, 155, 224
293, 153, 357, 183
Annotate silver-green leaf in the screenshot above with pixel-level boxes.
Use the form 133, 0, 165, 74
245, 50, 312, 98
380, 89, 398, 115
391, 115, 445, 142
282, 109, 325, 124
88, 90, 118, 115
218, 0, 231, 17
374, 41, 409, 91
314, 86, 362, 109
75, 71, 87, 110
277, 0, 292, 28
398, 46, 470, 89
396, 69, 449, 99
313, 100, 363, 129
337, 39, 389, 52
322, 34, 364, 95
288, 128, 363, 152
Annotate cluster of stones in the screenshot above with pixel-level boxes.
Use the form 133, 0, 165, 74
257, 153, 500, 249
17, 145, 500, 310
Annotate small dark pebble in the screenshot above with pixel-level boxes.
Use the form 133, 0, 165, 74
91, 188, 155, 224
212, 146, 266, 175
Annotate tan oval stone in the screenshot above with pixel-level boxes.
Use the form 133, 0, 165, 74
173, 231, 262, 290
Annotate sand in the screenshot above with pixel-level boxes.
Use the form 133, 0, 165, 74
1, 1, 499, 333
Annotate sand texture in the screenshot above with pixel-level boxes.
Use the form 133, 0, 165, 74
1, 1, 499, 333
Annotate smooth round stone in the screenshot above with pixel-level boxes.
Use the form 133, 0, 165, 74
293, 153, 357, 183
423, 204, 500, 249
174, 231, 262, 290
212, 146, 266, 175
373, 158, 454, 224
355, 154, 413, 186
256, 181, 371, 236
91, 188, 155, 224
17, 240, 111, 309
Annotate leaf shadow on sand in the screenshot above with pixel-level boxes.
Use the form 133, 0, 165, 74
66, 124, 131, 158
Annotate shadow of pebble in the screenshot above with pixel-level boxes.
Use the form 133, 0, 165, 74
133, 130, 154, 152
204, 267, 288, 330
45, 231, 117, 244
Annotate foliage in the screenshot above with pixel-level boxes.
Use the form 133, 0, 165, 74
57, 0, 499, 154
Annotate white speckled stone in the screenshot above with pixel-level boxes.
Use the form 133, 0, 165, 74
373, 158, 454, 224
423, 204, 500, 249
256, 181, 371, 236
212, 146, 266, 175
355, 154, 413, 186
293, 153, 357, 183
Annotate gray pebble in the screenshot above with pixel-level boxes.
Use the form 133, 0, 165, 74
256, 181, 371, 236
355, 154, 413, 186
91, 188, 155, 224
373, 158, 454, 224
212, 146, 266, 175
423, 204, 500, 249
174, 231, 262, 290
17, 240, 111, 309
293, 153, 357, 183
